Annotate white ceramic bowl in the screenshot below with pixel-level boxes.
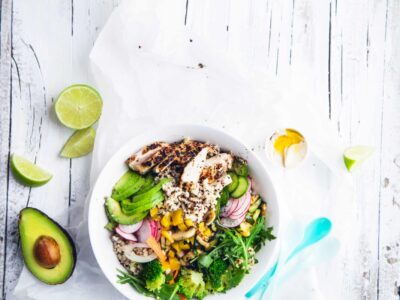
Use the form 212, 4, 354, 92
88, 124, 280, 300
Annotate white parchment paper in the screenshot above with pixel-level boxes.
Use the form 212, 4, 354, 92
11, 1, 356, 299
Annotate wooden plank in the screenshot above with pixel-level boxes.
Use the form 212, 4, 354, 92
0, 0, 119, 296
0, 0, 13, 297
2, 0, 72, 295
328, 0, 388, 298
377, 0, 400, 298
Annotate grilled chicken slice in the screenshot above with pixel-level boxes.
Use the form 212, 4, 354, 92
127, 139, 220, 176
201, 153, 233, 183
174, 139, 218, 165
180, 147, 209, 190
154, 139, 217, 174
126, 142, 168, 173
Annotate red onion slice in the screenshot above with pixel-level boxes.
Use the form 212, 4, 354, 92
218, 214, 246, 228
115, 227, 138, 242
220, 200, 234, 217
230, 192, 251, 219
226, 199, 240, 216
118, 221, 143, 234
137, 219, 152, 242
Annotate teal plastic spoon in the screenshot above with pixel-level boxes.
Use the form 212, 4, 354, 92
245, 217, 332, 299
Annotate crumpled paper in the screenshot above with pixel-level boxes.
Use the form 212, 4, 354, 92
10, 0, 356, 299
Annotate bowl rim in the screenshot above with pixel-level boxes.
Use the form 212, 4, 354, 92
88, 124, 281, 300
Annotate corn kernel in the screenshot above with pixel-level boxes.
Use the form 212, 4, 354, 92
169, 258, 181, 270
172, 209, 184, 226
168, 250, 175, 258
184, 218, 194, 227
161, 230, 174, 243
150, 207, 159, 218
204, 228, 212, 238
179, 241, 190, 250
199, 222, 205, 232
161, 213, 171, 229
161, 261, 170, 271
172, 242, 180, 252
189, 237, 195, 244
178, 223, 188, 231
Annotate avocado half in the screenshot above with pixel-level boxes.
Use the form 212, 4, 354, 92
18, 207, 77, 285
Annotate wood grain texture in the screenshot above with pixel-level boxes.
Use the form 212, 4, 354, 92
1, 0, 399, 299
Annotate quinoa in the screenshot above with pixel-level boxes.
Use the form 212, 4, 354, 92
111, 234, 142, 275
160, 175, 230, 223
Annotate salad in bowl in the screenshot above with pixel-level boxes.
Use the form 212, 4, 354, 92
103, 138, 275, 299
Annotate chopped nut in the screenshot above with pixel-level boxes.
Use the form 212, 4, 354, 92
204, 210, 216, 225
196, 235, 210, 248
171, 227, 196, 241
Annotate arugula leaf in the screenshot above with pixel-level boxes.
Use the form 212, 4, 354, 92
246, 217, 276, 252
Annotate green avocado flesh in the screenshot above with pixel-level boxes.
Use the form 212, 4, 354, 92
105, 197, 147, 224
19, 208, 76, 285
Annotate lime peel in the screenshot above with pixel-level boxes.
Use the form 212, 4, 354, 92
343, 146, 374, 172
55, 84, 102, 130
11, 154, 52, 187
60, 127, 96, 158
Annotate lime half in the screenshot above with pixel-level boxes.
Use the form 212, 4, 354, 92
55, 84, 102, 129
11, 155, 53, 187
60, 127, 96, 158
343, 146, 374, 172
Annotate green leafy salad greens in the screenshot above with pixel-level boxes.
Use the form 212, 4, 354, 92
118, 216, 275, 299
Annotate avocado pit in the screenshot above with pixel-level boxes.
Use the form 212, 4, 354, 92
34, 235, 61, 269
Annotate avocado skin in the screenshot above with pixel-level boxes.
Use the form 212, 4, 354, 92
18, 207, 77, 285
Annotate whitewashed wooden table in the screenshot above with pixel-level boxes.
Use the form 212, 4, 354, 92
1, 0, 399, 299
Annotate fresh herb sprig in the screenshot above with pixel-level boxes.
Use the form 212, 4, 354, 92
117, 269, 180, 300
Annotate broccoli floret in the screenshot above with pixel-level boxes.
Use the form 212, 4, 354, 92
141, 260, 165, 292
178, 268, 207, 299
207, 258, 229, 292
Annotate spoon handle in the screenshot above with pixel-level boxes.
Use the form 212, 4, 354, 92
245, 262, 278, 298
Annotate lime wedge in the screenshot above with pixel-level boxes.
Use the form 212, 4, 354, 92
343, 146, 374, 171
11, 155, 52, 187
55, 84, 102, 129
60, 127, 96, 158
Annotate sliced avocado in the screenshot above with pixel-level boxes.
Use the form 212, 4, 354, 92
137, 174, 155, 194
122, 191, 164, 214
18, 207, 76, 285
111, 171, 145, 200
105, 197, 147, 224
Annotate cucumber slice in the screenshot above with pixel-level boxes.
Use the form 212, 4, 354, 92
226, 172, 239, 193
230, 176, 249, 198
105, 197, 147, 225
111, 171, 145, 200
